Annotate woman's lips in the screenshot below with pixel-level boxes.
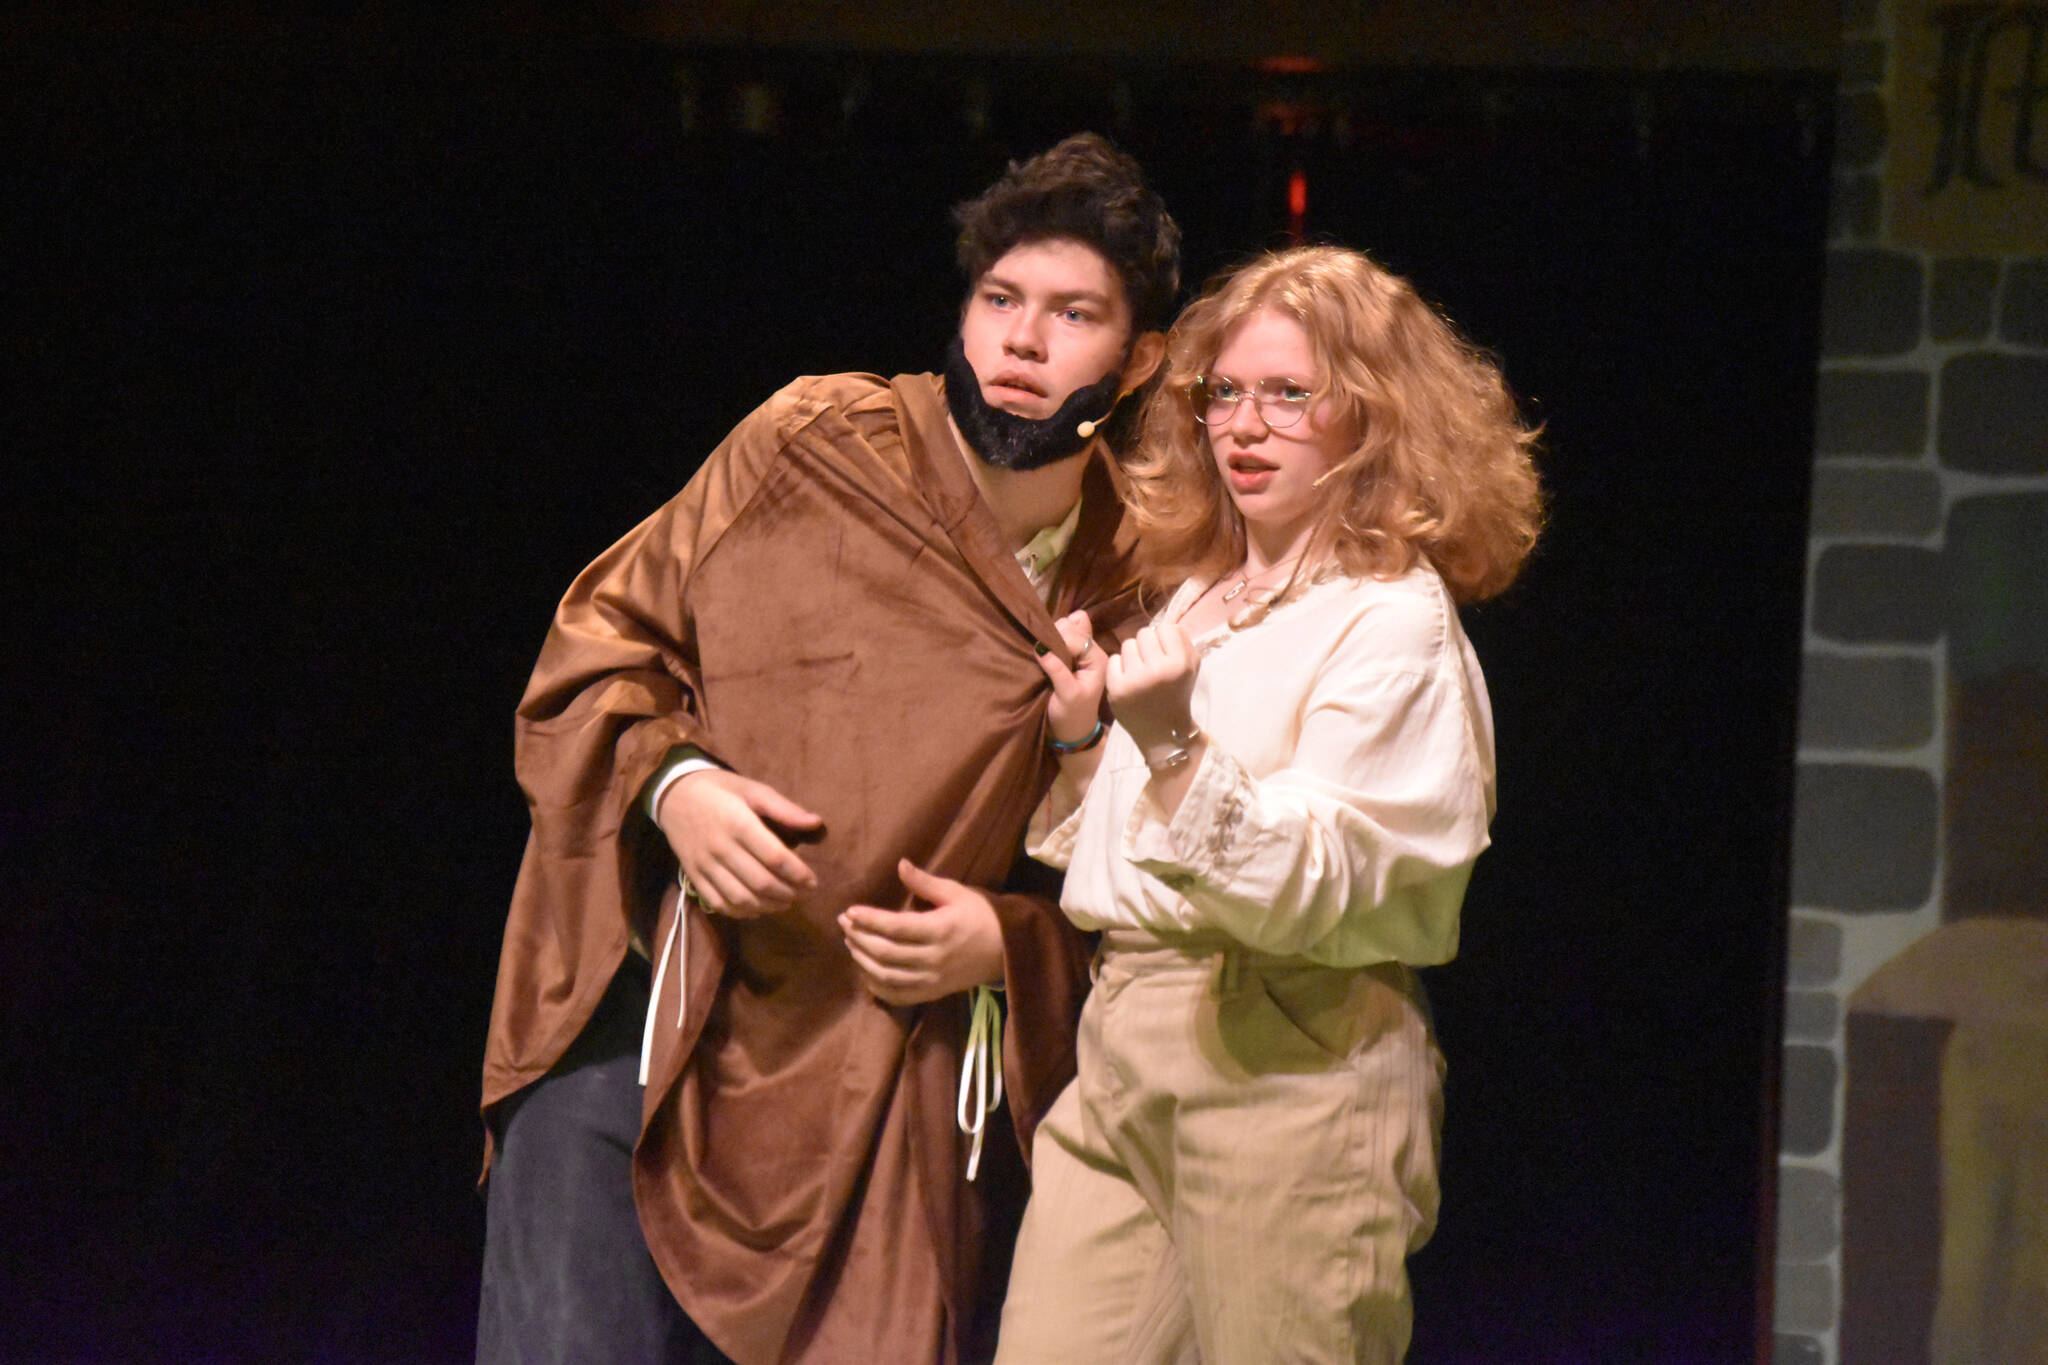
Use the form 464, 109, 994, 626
1226, 453, 1277, 493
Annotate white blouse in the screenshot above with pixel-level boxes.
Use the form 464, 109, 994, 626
1029, 563, 1497, 967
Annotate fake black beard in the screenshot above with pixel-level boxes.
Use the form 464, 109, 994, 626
942, 336, 1128, 473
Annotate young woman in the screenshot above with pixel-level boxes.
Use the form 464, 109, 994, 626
996, 245, 1543, 1363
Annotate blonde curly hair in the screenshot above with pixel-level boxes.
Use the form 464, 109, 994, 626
1120, 245, 1543, 605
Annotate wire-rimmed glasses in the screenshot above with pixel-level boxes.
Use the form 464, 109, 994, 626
1190, 376, 1317, 429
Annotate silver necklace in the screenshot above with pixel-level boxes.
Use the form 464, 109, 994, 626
1219, 556, 1302, 604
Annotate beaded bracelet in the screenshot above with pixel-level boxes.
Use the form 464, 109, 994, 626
1046, 718, 1107, 754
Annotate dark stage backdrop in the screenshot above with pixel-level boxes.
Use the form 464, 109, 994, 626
4, 14, 1827, 1363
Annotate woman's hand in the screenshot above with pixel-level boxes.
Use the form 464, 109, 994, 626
1034, 609, 1109, 746
1106, 621, 1201, 763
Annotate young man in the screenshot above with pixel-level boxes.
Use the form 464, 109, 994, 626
477, 135, 1181, 1365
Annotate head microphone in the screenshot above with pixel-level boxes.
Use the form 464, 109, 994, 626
1076, 390, 1131, 441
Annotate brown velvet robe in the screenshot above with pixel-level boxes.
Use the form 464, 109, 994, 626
480, 371, 1139, 1364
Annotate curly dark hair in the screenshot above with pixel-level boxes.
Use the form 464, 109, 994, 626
952, 133, 1182, 333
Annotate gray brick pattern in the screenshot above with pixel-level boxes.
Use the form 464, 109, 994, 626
1806, 463, 1940, 538
2007, 261, 2048, 346
1787, 915, 1842, 986
1783, 3, 2048, 1356
1945, 492, 2048, 682
1775, 1260, 1837, 1334
1813, 369, 1926, 456
1777, 1164, 1841, 1260
1928, 257, 1998, 342
1937, 353, 2048, 474
1784, 989, 1841, 1042
1810, 544, 1942, 642
1773, 1334, 1824, 1365
1791, 763, 1937, 911
1779, 1045, 1841, 1156
1797, 652, 1933, 750
1820, 249, 1922, 357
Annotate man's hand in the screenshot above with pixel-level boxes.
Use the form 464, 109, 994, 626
838, 859, 1006, 1006
655, 768, 821, 918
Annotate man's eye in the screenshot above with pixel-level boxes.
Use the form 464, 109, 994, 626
1059, 308, 1090, 324
985, 292, 1013, 308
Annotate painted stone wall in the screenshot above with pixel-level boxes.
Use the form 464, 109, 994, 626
1775, 2, 2048, 1363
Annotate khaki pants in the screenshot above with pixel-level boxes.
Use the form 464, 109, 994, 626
997, 934, 1444, 1365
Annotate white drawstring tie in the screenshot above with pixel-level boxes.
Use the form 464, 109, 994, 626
639, 870, 692, 1086
957, 984, 1005, 1181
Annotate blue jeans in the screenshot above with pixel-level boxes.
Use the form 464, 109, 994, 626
476, 963, 734, 1365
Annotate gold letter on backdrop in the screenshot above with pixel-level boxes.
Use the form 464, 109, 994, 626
1892, 2, 2048, 251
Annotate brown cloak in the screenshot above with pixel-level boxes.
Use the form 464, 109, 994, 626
480, 371, 1138, 1363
